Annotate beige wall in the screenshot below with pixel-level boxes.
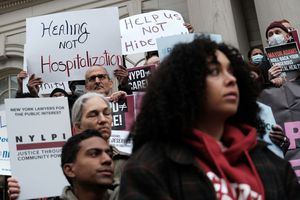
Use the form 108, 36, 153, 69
187, 0, 239, 48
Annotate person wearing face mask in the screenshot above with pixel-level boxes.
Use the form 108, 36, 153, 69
247, 47, 266, 88
259, 21, 292, 88
248, 47, 265, 66
266, 21, 292, 46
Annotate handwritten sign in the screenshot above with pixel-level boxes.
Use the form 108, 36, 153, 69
23, 80, 71, 95
157, 33, 222, 61
109, 95, 135, 154
265, 42, 300, 80
5, 97, 72, 199
0, 111, 11, 175
120, 10, 188, 54
26, 7, 122, 83
128, 65, 156, 92
22, 63, 71, 95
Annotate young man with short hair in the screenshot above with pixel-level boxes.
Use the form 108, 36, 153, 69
60, 129, 115, 200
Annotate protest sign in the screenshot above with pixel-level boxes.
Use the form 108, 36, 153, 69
23, 80, 71, 95
120, 10, 188, 55
128, 65, 156, 92
257, 102, 284, 158
259, 80, 300, 181
22, 62, 71, 95
157, 33, 222, 61
26, 7, 122, 83
5, 97, 72, 199
265, 42, 300, 80
0, 111, 11, 175
109, 95, 134, 154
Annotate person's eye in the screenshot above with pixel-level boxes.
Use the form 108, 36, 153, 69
208, 65, 220, 76
268, 32, 274, 37
88, 111, 98, 117
228, 67, 234, 75
89, 150, 99, 157
103, 109, 111, 116
106, 150, 113, 158
88, 76, 96, 82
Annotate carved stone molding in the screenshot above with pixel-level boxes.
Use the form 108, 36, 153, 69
0, 0, 51, 14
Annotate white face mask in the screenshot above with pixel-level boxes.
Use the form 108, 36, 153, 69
268, 34, 287, 46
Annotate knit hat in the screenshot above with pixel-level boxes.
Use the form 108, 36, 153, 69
265, 21, 289, 39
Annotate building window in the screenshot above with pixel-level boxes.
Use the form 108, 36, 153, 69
0, 74, 18, 104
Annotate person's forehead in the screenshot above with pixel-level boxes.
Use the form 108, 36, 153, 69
82, 96, 108, 112
54, 92, 64, 95
87, 67, 108, 76
79, 137, 109, 152
251, 48, 263, 55
216, 50, 230, 66
146, 56, 160, 65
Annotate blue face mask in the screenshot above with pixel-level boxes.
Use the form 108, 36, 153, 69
251, 54, 264, 65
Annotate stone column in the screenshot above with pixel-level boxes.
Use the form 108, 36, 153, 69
187, 0, 239, 48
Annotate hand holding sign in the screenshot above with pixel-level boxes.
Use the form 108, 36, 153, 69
268, 64, 282, 80
27, 74, 43, 97
114, 65, 129, 86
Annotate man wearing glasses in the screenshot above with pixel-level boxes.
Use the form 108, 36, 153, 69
85, 66, 127, 102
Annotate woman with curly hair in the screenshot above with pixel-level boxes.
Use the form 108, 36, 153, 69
119, 37, 300, 200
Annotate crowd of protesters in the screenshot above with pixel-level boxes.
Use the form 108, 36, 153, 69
2, 16, 300, 200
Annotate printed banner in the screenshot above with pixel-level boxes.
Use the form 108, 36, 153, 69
128, 65, 156, 92
265, 42, 300, 80
109, 95, 135, 154
259, 80, 300, 182
26, 7, 122, 83
5, 97, 72, 199
120, 10, 188, 55
157, 33, 222, 61
0, 111, 11, 175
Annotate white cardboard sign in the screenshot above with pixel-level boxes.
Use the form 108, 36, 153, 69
26, 8, 122, 83
120, 10, 188, 55
258, 102, 284, 158
0, 111, 11, 175
5, 97, 72, 199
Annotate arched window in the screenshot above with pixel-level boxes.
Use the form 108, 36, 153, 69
0, 69, 20, 105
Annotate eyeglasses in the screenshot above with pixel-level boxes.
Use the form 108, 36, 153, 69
87, 74, 109, 82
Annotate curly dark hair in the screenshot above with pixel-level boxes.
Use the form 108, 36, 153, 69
131, 37, 264, 152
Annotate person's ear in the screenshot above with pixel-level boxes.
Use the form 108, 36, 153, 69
63, 163, 75, 179
74, 123, 82, 133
